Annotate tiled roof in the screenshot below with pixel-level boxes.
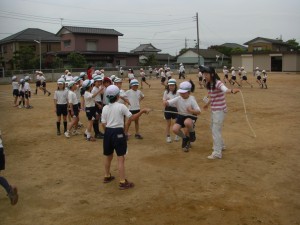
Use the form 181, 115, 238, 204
0, 28, 60, 44
244, 37, 289, 45
220, 43, 247, 50
131, 43, 161, 53
56, 26, 123, 36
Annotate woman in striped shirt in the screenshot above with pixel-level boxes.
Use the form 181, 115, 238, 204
201, 66, 239, 159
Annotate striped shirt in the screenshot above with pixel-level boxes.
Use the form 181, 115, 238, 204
208, 80, 228, 112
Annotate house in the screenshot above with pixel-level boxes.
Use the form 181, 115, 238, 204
0, 28, 60, 70
53, 26, 139, 67
176, 48, 230, 67
232, 37, 300, 72
220, 43, 247, 51
130, 43, 176, 66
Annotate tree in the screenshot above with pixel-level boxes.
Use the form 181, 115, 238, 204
12, 46, 37, 69
286, 39, 300, 50
141, 54, 157, 66
67, 52, 87, 68
179, 48, 189, 55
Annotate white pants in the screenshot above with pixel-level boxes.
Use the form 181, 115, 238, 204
211, 110, 226, 157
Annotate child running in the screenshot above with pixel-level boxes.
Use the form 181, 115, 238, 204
262, 70, 268, 89
11, 76, 19, 107
140, 68, 151, 89
163, 80, 201, 152
101, 85, 150, 190
24, 76, 33, 109
54, 78, 68, 135
124, 79, 145, 139
223, 66, 230, 84
39, 72, 51, 96
240, 67, 253, 88
18, 79, 25, 108
0, 130, 18, 205
197, 68, 204, 89
162, 78, 180, 143
254, 67, 263, 88
229, 67, 241, 87
201, 65, 239, 159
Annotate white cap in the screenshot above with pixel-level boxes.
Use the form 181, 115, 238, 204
230, 67, 235, 70
92, 73, 97, 79
12, 76, 17, 81
130, 79, 139, 87
167, 78, 176, 85
68, 81, 76, 88
114, 77, 122, 83
262, 70, 266, 73
105, 85, 120, 96
94, 75, 103, 81
241, 67, 244, 70
82, 79, 94, 88
110, 75, 116, 80
57, 78, 65, 84
256, 67, 259, 70
20, 79, 25, 84
80, 72, 86, 78
178, 81, 191, 93
94, 70, 100, 74
25, 76, 31, 81
223, 66, 227, 69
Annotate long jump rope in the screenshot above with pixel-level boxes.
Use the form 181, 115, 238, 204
150, 90, 257, 138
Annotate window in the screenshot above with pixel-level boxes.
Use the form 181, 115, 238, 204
86, 40, 97, 51
253, 47, 263, 51
64, 40, 71, 48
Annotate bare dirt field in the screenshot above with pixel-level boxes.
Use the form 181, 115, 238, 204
0, 73, 300, 225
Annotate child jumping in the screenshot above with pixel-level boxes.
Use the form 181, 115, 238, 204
124, 79, 145, 139
101, 85, 150, 190
163, 80, 201, 152
162, 78, 180, 143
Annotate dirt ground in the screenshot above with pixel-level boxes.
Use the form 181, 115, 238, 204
0, 73, 299, 225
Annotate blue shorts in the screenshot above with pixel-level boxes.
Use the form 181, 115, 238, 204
85, 106, 96, 120
164, 106, 177, 120
56, 104, 68, 116
103, 127, 127, 156
0, 147, 5, 171
13, 89, 19, 97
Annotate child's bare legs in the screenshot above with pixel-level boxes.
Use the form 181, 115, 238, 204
117, 156, 126, 181
104, 154, 114, 177
86, 120, 95, 141
134, 119, 139, 135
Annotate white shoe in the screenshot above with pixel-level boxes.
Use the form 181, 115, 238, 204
166, 136, 172, 143
72, 130, 81, 136
174, 135, 180, 142
207, 154, 222, 159
64, 131, 70, 138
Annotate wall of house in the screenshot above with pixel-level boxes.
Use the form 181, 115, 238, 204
60, 33, 76, 51
248, 43, 272, 52
283, 53, 300, 72
72, 34, 118, 52
253, 55, 270, 71
232, 55, 242, 68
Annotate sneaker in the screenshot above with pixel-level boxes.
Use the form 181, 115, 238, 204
174, 135, 180, 142
166, 136, 172, 143
119, 179, 134, 190
8, 186, 18, 205
86, 137, 96, 142
189, 131, 196, 142
95, 133, 104, 139
64, 131, 70, 138
207, 154, 222, 159
135, 134, 143, 139
103, 174, 115, 183
182, 137, 190, 152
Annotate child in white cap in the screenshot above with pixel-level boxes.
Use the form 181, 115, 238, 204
139, 68, 151, 89
254, 67, 262, 87
11, 76, 19, 107
101, 85, 150, 190
54, 78, 68, 135
262, 70, 268, 89
64, 81, 80, 138
162, 78, 179, 143
124, 79, 145, 139
163, 80, 200, 152
24, 76, 33, 109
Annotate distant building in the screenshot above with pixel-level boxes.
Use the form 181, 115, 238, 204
220, 43, 247, 51
232, 37, 300, 72
53, 26, 138, 67
0, 28, 60, 70
176, 48, 230, 67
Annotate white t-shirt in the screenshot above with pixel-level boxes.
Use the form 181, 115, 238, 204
40, 76, 46, 82
91, 86, 102, 102
118, 89, 126, 104
101, 102, 132, 128
125, 89, 144, 111
167, 95, 200, 114
54, 90, 68, 104
231, 70, 236, 77
75, 87, 81, 102
24, 82, 31, 91
84, 91, 95, 107
12, 81, 19, 90
140, 72, 145, 77
163, 90, 178, 101
128, 73, 135, 80
68, 90, 78, 105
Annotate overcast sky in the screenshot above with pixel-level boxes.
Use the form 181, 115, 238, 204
0, 0, 299, 55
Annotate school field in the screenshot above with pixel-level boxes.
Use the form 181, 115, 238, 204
0, 73, 299, 225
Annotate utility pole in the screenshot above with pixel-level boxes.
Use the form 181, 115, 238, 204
196, 12, 200, 67
185, 38, 187, 49
34, 38, 41, 71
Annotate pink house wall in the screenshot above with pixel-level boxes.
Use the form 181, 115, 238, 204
60, 33, 118, 52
